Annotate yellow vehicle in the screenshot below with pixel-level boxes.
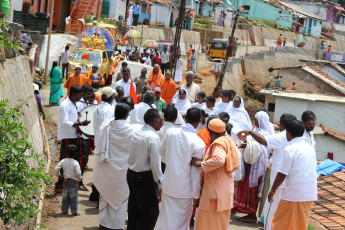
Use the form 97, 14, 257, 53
68, 48, 112, 82
208, 38, 227, 61
68, 26, 115, 84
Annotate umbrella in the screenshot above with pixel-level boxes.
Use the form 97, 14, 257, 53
124, 29, 142, 39
142, 39, 159, 49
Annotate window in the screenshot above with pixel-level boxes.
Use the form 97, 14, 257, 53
314, 19, 317, 26
243, 5, 250, 11
268, 103, 275, 112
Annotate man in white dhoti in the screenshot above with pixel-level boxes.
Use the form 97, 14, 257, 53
237, 113, 297, 230
130, 90, 155, 125
93, 103, 133, 230
156, 107, 206, 230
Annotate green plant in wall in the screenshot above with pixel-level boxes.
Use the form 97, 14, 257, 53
0, 18, 19, 51
0, 91, 51, 227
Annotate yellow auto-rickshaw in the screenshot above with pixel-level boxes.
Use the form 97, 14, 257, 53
209, 38, 227, 61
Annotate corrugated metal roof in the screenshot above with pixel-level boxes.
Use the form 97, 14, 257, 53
278, 1, 324, 21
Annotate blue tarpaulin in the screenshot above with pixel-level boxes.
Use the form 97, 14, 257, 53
317, 159, 345, 176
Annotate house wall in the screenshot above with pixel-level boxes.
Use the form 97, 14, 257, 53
291, 2, 327, 19
200, 2, 213, 17
109, 0, 127, 20
267, 96, 345, 134
315, 134, 345, 163
279, 68, 344, 96
12, 0, 24, 11
151, 4, 171, 26
229, 0, 293, 28
214, 6, 233, 27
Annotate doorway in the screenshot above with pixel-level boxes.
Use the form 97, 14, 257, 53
58, 0, 71, 32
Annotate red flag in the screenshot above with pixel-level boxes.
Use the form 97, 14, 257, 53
130, 80, 137, 104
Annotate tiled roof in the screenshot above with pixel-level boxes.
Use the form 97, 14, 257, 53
320, 124, 345, 142
311, 170, 345, 229
301, 65, 345, 95
308, 66, 345, 88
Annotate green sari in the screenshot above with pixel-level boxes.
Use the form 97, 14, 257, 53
49, 67, 64, 105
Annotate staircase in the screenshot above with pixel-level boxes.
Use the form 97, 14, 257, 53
67, 0, 97, 35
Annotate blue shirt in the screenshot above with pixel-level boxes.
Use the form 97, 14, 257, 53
133, 4, 141, 15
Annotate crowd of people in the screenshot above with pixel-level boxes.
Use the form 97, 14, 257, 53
49, 44, 318, 230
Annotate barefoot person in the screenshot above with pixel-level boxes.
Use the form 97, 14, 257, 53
93, 103, 133, 230
195, 118, 240, 230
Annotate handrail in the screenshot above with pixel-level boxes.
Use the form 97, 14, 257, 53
68, 0, 80, 33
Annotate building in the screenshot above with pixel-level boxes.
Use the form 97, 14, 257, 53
314, 125, 345, 163
270, 63, 345, 96
229, 0, 293, 28
292, 0, 345, 33
277, 0, 324, 37
261, 90, 345, 134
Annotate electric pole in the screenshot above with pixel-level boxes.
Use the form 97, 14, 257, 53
217, 9, 240, 87
170, 0, 186, 77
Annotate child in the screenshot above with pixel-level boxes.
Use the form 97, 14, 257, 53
196, 109, 208, 132
213, 90, 232, 115
191, 91, 206, 109
153, 87, 166, 112
55, 144, 82, 216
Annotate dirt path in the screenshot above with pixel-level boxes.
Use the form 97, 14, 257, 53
40, 60, 262, 230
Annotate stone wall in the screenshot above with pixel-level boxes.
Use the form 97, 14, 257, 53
0, 56, 44, 155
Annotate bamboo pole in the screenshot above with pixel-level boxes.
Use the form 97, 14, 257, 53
44, 0, 55, 84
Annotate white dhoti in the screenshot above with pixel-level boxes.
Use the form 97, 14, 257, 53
156, 193, 193, 230
263, 188, 283, 230
98, 196, 128, 229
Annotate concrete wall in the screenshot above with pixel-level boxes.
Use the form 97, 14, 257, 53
315, 134, 345, 163
291, 2, 327, 20
151, 4, 172, 27
0, 56, 44, 155
268, 96, 345, 134
109, 0, 126, 20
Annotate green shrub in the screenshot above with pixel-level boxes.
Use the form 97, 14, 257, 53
195, 18, 208, 24
0, 94, 51, 227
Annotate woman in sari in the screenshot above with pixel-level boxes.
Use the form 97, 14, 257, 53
49, 61, 64, 106
228, 96, 252, 137
172, 88, 191, 117
232, 110, 271, 223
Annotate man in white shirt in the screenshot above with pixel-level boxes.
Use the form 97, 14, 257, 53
158, 103, 178, 141
180, 71, 200, 103
59, 45, 70, 80
268, 120, 317, 230
93, 103, 133, 230
301, 110, 316, 149
76, 83, 94, 191
130, 91, 155, 125
142, 53, 152, 66
55, 85, 90, 191
156, 107, 206, 230
127, 109, 164, 230
114, 68, 136, 97
237, 113, 297, 230
93, 87, 117, 144
160, 47, 169, 74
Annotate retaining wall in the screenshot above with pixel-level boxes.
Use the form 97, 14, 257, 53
0, 56, 44, 155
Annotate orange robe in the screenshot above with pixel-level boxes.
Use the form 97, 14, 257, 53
187, 47, 192, 69
147, 67, 164, 90
195, 136, 240, 230
64, 74, 90, 95
197, 127, 211, 150
161, 78, 176, 104
111, 59, 120, 73
84, 71, 105, 85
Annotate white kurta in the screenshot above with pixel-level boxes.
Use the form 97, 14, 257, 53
129, 102, 152, 125
156, 124, 206, 230
174, 58, 183, 82
93, 119, 133, 229
126, 6, 133, 25
213, 101, 232, 115
93, 102, 115, 144
114, 79, 136, 97
303, 130, 315, 149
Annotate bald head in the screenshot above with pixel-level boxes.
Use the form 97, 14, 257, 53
115, 86, 124, 102
153, 64, 160, 74
165, 70, 171, 80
